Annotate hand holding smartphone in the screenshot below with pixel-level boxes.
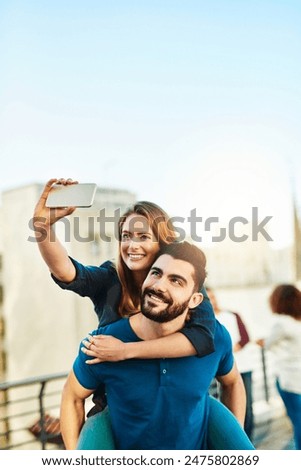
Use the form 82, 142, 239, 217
46, 183, 97, 208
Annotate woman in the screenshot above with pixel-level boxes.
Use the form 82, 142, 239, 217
34, 178, 254, 450
257, 284, 301, 450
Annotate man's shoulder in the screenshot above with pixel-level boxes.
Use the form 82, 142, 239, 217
215, 318, 229, 332
92, 317, 140, 343
214, 320, 232, 345
92, 317, 128, 334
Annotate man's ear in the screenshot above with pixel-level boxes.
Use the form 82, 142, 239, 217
188, 292, 203, 309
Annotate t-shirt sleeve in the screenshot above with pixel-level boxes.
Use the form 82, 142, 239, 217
216, 326, 235, 377
180, 285, 216, 358
73, 331, 104, 390
51, 257, 119, 301
51, 258, 115, 300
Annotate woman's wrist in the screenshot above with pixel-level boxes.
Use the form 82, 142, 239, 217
123, 342, 138, 360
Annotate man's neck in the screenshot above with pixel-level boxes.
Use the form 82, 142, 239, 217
129, 312, 187, 341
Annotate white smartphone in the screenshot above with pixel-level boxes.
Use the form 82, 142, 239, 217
46, 183, 97, 208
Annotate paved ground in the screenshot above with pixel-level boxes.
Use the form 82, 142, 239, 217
253, 413, 295, 450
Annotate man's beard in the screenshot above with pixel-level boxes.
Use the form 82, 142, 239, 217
141, 288, 190, 324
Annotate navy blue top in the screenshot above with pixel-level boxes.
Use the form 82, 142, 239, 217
52, 258, 216, 357
73, 318, 233, 450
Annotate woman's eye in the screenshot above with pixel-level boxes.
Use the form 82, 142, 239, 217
121, 233, 130, 241
140, 234, 151, 241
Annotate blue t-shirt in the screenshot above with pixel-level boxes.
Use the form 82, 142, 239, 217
73, 318, 233, 450
52, 258, 216, 357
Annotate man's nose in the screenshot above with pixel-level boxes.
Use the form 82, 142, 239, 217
152, 277, 167, 292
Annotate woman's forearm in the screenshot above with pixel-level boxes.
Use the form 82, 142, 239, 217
35, 224, 76, 281
83, 332, 197, 363
124, 332, 196, 359
33, 178, 77, 282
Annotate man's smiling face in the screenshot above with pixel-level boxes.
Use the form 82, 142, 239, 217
141, 254, 197, 323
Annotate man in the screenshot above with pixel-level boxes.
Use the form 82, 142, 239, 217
206, 287, 254, 441
60, 242, 246, 450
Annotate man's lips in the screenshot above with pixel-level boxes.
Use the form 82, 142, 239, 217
144, 290, 171, 305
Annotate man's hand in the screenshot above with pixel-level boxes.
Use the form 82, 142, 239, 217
81, 335, 127, 364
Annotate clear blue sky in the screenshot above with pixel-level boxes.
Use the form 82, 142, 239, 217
1, 1, 301, 247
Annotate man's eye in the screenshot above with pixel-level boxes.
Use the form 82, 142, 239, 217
151, 270, 160, 277
171, 278, 181, 285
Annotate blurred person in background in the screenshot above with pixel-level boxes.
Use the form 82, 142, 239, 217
257, 284, 301, 450
207, 286, 254, 441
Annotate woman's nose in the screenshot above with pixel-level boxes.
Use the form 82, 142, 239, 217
129, 238, 140, 250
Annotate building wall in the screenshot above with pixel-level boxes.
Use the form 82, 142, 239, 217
0, 206, 4, 383
204, 236, 295, 288
1, 184, 135, 382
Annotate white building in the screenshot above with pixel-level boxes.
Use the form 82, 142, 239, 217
205, 236, 295, 289
0, 205, 4, 383
190, 222, 297, 340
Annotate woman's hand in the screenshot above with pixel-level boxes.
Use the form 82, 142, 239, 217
81, 335, 127, 364
33, 178, 78, 229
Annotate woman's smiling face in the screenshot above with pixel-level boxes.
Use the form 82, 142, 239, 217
120, 213, 160, 274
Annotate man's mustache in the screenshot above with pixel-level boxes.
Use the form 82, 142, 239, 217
142, 288, 172, 305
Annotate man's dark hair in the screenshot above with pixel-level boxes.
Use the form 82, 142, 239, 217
156, 241, 207, 291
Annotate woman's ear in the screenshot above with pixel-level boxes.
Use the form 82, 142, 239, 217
188, 292, 203, 309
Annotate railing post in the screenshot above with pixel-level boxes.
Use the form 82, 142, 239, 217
0, 372, 67, 450
39, 381, 47, 450
0, 388, 9, 449
261, 347, 269, 403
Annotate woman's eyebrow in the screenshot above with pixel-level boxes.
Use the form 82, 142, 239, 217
122, 229, 152, 235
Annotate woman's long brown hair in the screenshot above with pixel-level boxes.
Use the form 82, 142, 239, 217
117, 201, 177, 317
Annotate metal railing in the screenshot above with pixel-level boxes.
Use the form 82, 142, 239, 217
0, 347, 280, 450
0, 372, 68, 450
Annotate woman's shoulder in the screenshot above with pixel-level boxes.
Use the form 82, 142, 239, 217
275, 313, 295, 325
280, 313, 301, 329
100, 259, 117, 272
98, 259, 119, 282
